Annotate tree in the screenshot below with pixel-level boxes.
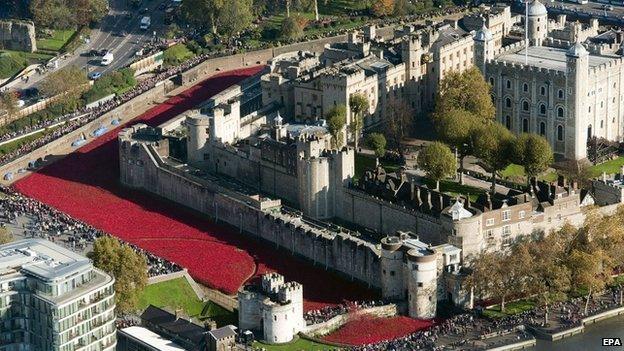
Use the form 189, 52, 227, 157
514, 133, 554, 185
0, 91, 20, 118
91, 236, 148, 313
349, 93, 369, 151
218, 0, 254, 37
366, 133, 386, 159
371, 0, 394, 17
0, 227, 14, 245
417, 142, 455, 191
281, 15, 306, 40
181, 0, 224, 33
434, 108, 479, 182
39, 65, 88, 106
434, 67, 495, 122
385, 99, 413, 155
567, 248, 610, 315
326, 105, 347, 148
560, 160, 593, 189
30, 0, 107, 28
70, 0, 108, 26
471, 122, 515, 193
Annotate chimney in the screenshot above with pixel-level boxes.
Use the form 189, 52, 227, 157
464, 195, 471, 210
439, 194, 444, 210
415, 186, 422, 207
410, 182, 415, 201
486, 192, 492, 210
426, 189, 432, 211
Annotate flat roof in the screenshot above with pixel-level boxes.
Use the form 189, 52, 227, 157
496, 46, 616, 71
120, 326, 186, 351
0, 239, 91, 281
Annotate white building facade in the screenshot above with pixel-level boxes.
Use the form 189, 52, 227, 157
0, 239, 116, 351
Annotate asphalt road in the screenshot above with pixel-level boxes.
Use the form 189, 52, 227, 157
9, 0, 167, 91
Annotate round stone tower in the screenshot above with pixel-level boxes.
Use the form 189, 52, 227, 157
185, 113, 209, 166
380, 236, 405, 300
407, 248, 437, 319
527, 0, 548, 46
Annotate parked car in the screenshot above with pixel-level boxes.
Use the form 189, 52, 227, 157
88, 71, 103, 80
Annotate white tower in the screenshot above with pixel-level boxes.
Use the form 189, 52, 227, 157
407, 248, 437, 319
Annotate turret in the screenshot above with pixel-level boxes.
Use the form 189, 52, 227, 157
186, 113, 209, 167
473, 25, 495, 74
527, 0, 548, 46
407, 248, 437, 319
380, 236, 405, 300
566, 42, 589, 160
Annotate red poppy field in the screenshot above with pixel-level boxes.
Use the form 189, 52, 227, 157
322, 315, 434, 345
14, 66, 378, 311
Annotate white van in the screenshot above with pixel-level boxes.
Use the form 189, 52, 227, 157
101, 52, 114, 66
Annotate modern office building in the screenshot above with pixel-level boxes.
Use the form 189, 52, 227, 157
0, 239, 116, 351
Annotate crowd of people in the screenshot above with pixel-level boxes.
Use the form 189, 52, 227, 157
0, 186, 183, 278
304, 300, 386, 325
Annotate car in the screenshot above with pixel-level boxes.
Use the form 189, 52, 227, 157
113, 31, 127, 37
99, 49, 110, 56
88, 71, 103, 80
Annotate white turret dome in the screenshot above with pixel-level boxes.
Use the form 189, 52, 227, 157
274, 111, 283, 126
474, 25, 493, 42
527, 0, 548, 17
566, 42, 588, 57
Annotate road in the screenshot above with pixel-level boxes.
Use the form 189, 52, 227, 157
7, 0, 167, 91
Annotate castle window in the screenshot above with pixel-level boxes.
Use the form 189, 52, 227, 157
502, 225, 511, 236
539, 104, 546, 115
557, 107, 564, 118
505, 115, 511, 129
489, 77, 494, 86
523, 118, 529, 132
382, 269, 386, 275
601, 120, 604, 128
558, 89, 564, 99
502, 210, 511, 221
522, 101, 529, 111
390, 271, 395, 276
486, 229, 494, 238
540, 122, 546, 136
505, 97, 512, 108
506, 80, 511, 89
519, 210, 526, 219
540, 86, 546, 96
418, 282, 423, 287
486, 218, 495, 226
523, 83, 528, 92
274, 315, 277, 321
557, 125, 564, 141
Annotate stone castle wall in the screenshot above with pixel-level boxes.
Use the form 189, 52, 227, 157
0, 20, 36, 53
119, 131, 381, 288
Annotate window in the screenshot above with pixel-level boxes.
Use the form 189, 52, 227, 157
519, 210, 525, 219
540, 122, 546, 136
557, 125, 564, 141
502, 225, 511, 236
505, 115, 511, 129
523, 83, 528, 92
486, 218, 495, 226
540, 86, 546, 95
502, 210, 511, 221
558, 89, 564, 99
523, 118, 529, 132
557, 107, 564, 118
539, 104, 546, 115
505, 97, 512, 108
486, 229, 494, 238
522, 101, 529, 111
506, 80, 511, 89
489, 77, 494, 86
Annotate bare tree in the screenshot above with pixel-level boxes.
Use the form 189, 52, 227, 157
385, 99, 413, 155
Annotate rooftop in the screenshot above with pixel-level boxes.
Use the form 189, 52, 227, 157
496, 46, 616, 71
0, 239, 91, 282
119, 326, 186, 351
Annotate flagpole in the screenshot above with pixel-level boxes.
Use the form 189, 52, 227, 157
525, 0, 529, 64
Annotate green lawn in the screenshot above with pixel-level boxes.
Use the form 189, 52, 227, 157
138, 277, 236, 326
422, 178, 485, 202
36, 29, 76, 52
0, 130, 49, 155
589, 156, 624, 177
163, 43, 195, 67
354, 153, 401, 179
482, 299, 536, 319
500, 163, 559, 184
252, 337, 339, 351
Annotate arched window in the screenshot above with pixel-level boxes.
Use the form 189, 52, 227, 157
505, 97, 512, 108
558, 89, 564, 99
557, 125, 564, 141
557, 107, 564, 118
523, 118, 529, 132
505, 115, 511, 129
587, 125, 593, 140
506, 80, 511, 89
522, 100, 529, 111
540, 86, 546, 96
600, 120, 604, 128
540, 122, 546, 136
489, 77, 494, 86
539, 104, 546, 115
523, 83, 529, 92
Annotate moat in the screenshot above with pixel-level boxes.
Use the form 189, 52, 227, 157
532, 315, 624, 351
